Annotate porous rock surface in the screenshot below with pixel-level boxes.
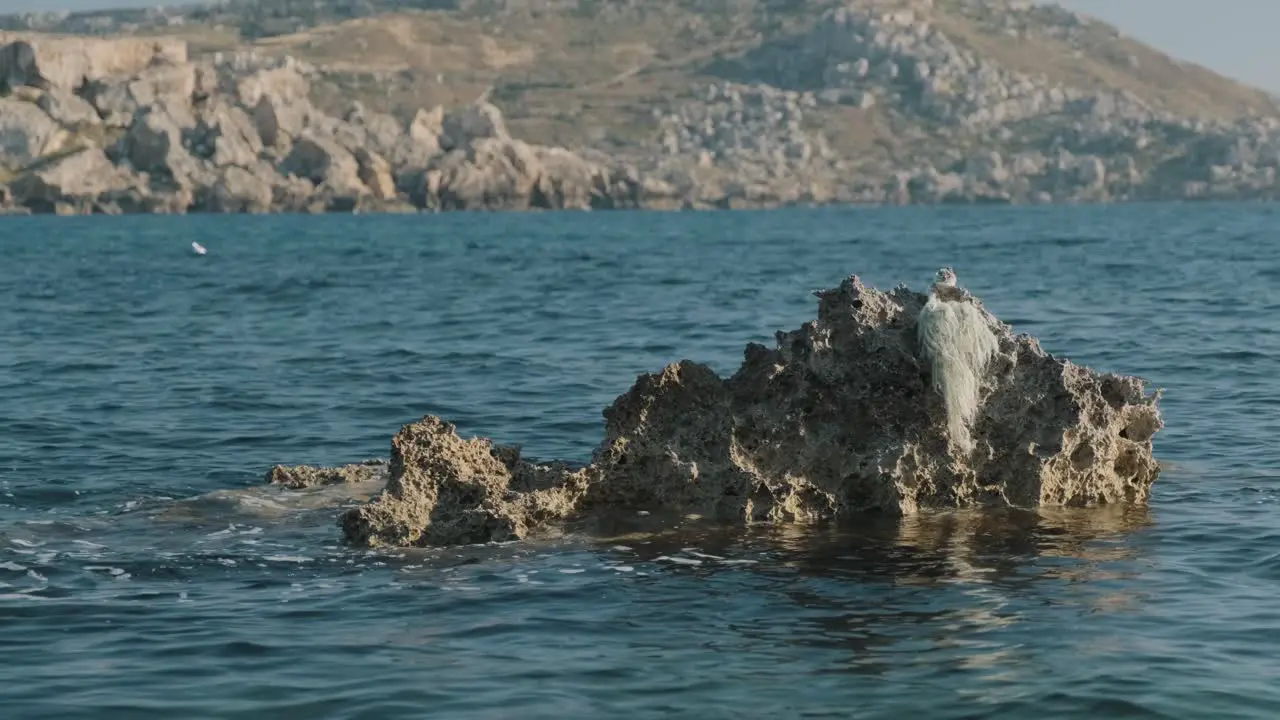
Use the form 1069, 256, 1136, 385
328, 272, 1163, 548
265, 459, 389, 490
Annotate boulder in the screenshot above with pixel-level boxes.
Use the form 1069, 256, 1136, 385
408, 106, 443, 149
345, 102, 404, 158
336, 270, 1164, 547
190, 100, 263, 168
270, 172, 319, 214
354, 148, 396, 200
81, 61, 196, 127
438, 100, 509, 152
340, 417, 591, 547
278, 132, 364, 194
531, 146, 612, 209
421, 138, 541, 210
201, 165, 275, 213
0, 98, 67, 169
35, 88, 101, 128
238, 63, 311, 148
0, 41, 48, 92
0, 34, 186, 91
235, 62, 310, 109
420, 138, 632, 210
113, 105, 207, 190
266, 461, 389, 490
8, 147, 145, 212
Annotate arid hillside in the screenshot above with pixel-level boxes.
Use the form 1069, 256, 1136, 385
3, 0, 1280, 213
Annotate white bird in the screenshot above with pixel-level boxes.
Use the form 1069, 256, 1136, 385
192, 241, 207, 255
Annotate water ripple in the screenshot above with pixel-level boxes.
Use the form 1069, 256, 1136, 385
0, 205, 1278, 716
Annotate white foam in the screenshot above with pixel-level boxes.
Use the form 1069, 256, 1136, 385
654, 555, 703, 566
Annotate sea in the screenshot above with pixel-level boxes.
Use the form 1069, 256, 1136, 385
1, 204, 1278, 719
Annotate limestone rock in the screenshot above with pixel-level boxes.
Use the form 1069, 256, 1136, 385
202, 165, 274, 213
237, 62, 311, 149
0, 35, 186, 91
345, 102, 404, 159
332, 272, 1164, 547
340, 417, 590, 548
439, 101, 509, 152
266, 461, 389, 490
82, 61, 196, 127
112, 105, 209, 191
190, 100, 263, 168
35, 88, 101, 128
419, 137, 631, 210
354, 148, 395, 200
0, 41, 48, 92
235, 62, 310, 110
422, 138, 540, 210
278, 132, 365, 194
409, 106, 443, 148
8, 147, 145, 212
0, 98, 67, 169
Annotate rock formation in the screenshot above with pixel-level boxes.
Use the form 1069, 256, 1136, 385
5, 0, 1280, 212
322, 270, 1163, 548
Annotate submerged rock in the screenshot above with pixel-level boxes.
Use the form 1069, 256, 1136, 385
295, 270, 1163, 548
265, 460, 389, 490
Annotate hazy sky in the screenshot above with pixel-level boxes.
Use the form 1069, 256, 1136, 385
2, 0, 1278, 92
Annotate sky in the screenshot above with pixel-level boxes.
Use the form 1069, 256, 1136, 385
2, 0, 1278, 92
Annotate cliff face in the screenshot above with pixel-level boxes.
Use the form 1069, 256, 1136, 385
2, 0, 1280, 213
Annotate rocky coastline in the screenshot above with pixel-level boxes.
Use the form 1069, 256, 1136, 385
266, 270, 1164, 548
2, 1, 1280, 215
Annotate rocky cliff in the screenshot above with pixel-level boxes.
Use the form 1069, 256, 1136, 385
266, 270, 1164, 548
1, 0, 1279, 213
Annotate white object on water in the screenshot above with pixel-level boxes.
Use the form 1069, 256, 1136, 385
192, 241, 207, 255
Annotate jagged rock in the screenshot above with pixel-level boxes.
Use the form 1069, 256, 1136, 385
354, 148, 395, 200
190, 100, 263, 168
422, 138, 538, 210
345, 102, 403, 158
0, 98, 67, 169
0, 41, 48, 92
0, 35, 186, 91
266, 461, 389, 490
420, 137, 626, 211
340, 417, 591, 547
34, 88, 100, 128
234, 61, 312, 149
1075, 155, 1107, 189
113, 105, 207, 188
334, 271, 1164, 547
202, 165, 274, 213
234, 61, 310, 109
8, 147, 145, 212
531, 146, 614, 209
966, 151, 1008, 185
439, 101, 509, 152
278, 132, 365, 194
409, 106, 443, 149
83, 61, 196, 128
270, 172, 318, 213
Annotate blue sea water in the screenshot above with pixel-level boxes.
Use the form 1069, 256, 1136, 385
1, 204, 1278, 718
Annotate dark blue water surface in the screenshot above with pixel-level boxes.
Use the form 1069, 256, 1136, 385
2, 205, 1279, 718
